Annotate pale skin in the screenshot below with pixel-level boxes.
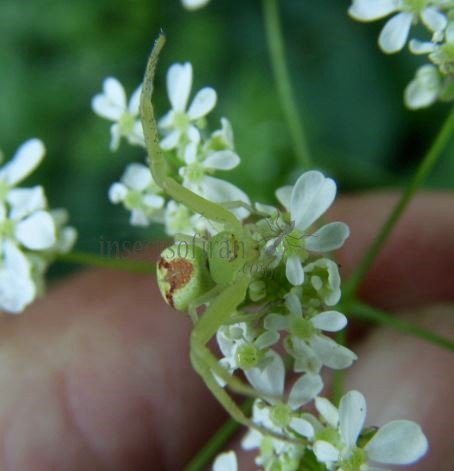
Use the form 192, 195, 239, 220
0, 193, 452, 470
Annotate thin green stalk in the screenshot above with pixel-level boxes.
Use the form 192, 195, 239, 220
348, 301, 454, 351
58, 251, 156, 274
346, 107, 454, 297
184, 400, 252, 471
262, 0, 313, 169
332, 330, 346, 404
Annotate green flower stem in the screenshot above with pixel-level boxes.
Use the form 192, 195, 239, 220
58, 251, 156, 274
332, 330, 347, 405
348, 300, 454, 351
345, 107, 454, 297
262, 0, 313, 169
184, 399, 253, 471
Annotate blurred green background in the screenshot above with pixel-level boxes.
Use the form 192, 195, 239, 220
0, 0, 452, 265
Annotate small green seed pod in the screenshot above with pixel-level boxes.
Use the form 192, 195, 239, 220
157, 244, 213, 311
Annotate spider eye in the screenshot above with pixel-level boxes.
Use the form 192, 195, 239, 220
157, 244, 213, 311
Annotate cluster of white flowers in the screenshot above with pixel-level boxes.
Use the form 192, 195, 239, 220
93, 62, 249, 234
206, 169, 426, 470
0, 139, 77, 313
349, 0, 454, 109
215, 389, 428, 471
97, 46, 429, 471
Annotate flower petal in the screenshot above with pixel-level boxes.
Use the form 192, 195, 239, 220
108, 182, 128, 203
255, 330, 279, 350
285, 255, 304, 286
409, 39, 436, 55
310, 311, 347, 332
290, 171, 336, 232
311, 335, 357, 369
203, 150, 240, 170
241, 428, 262, 450
264, 313, 289, 331
0, 139, 45, 186
288, 373, 323, 410
275, 185, 292, 211
104, 77, 127, 108
305, 222, 350, 252
339, 390, 367, 448
3, 240, 31, 276
212, 451, 237, 471
313, 440, 340, 463
182, 0, 211, 10
7, 186, 47, 220
200, 176, 250, 219
315, 397, 339, 428
364, 420, 428, 465
348, 0, 397, 21
404, 65, 440, 110
121, 163, 152, 191
378, 12, 413, 53
143, 194, 165, 209
167, 63, 193, 112
130, 209, 149, 226
92, 77, 126, 120
245, 351, 285, 400
421, 7, 447, 34
188, 87, 217, 120
128, 83, 142, 115
0, 268, 35, 314
289, 417, 314, 438
160, 130, 181, 150
15, 211, 56, 250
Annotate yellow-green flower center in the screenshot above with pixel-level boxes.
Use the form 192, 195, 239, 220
235, 343, 259, 370
290, 317, 314, 340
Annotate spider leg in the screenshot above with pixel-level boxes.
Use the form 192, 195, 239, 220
187, 286, 222, 325
190, 277, 258, 396
140, 34, 241, 231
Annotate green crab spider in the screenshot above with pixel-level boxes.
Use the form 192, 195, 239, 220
139, 33, 293, 440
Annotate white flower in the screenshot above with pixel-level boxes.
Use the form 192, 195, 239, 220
159, 62, 217, 151
163, 200, 206, 236
92, 77, 144, 151
0, 139, 77, 314
0, 139, 45, 193
305, 257, 342, 306
212, 451, 237, 471
245, 350, 322, 438
216, 322, 279, 384
109, 162, 165, 227
275, 171, 349, 286
265, 291, 357, 374
0, 240, 35, 313
179, 140, 250, 220
313, 390, 428, 469
0, 139, 56, 251
349, 0, 448, 53
411, 20, 454, 75
182, 0, 211, 10
404, 64, 442, 109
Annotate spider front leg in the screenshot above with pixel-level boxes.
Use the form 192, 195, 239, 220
189, 277, 287, 439
190, 276, 260, 397
139, 33, 241, 232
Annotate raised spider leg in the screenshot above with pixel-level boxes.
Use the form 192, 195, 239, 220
139, 33, 241, 232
